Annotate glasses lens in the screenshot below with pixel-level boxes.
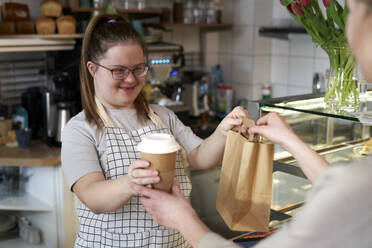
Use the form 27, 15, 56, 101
133, 64, 148, 77
112, 68, 128, 80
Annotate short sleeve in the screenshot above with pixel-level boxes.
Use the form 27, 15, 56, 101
151, 105, 203, 155
61, 117, 103, 190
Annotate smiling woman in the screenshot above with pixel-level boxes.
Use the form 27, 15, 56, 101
61, 13, 251, 248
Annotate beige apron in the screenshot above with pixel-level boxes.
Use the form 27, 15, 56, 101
75, 101, 192, 247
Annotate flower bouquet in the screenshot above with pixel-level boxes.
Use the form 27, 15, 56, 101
280, 0, 360, 111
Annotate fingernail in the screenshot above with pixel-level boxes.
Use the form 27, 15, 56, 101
153, 171, 158, 176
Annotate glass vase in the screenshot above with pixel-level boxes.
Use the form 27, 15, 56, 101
323, 46, 362, 112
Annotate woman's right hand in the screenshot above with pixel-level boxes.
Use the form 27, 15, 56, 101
248, 112, 298, 147
128, 160, 160, 187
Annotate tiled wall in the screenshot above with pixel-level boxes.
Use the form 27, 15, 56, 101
215, 0, 331, 101
270, 0, 330, 98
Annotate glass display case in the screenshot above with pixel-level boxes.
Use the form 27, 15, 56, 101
253, 91, 372, 212
190, 92, 372, 240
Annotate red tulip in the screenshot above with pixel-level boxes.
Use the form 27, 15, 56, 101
286, 4, 295, 15
292, 3, 304, 17
323, 0, 330, 7
299, 0, 311, 7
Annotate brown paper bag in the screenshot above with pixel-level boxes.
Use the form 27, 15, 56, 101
216, 130, 274, 232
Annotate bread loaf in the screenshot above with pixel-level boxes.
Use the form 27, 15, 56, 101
41, 0, 62, 18
16, 21, 35, 34
56, 15, 76, 34
35, 17, 55, 34
1, 2, 30, 22
0, 21, 15, 35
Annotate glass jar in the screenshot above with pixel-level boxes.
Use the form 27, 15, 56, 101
136, 0, 146, 10
323, 46, 363, 113
183, 0, 193, 23
206, 0, 216, 23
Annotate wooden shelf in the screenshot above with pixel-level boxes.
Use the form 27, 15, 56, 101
71, 7, 163, 15
0, 34, 84, 39
163, 23, 232, 28
0, 34, 83, 52
0, 142, 60, 167
0, 193, 52, 211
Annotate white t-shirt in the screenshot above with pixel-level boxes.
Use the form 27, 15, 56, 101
61, 104, 203, 189
199, 156, 372, 248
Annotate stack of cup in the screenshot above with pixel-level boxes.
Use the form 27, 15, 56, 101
137, 133, 180, 192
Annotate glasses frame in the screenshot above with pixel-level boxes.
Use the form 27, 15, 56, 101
91, 61, 149, 80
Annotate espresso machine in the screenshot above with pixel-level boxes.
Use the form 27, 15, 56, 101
147, 42, 184, 103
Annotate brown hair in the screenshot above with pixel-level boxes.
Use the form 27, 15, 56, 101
80, 14, 150, 129
360, 0, 372, 9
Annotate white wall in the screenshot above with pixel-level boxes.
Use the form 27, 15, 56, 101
213, 0, 331, 101
270, 0, 330, 98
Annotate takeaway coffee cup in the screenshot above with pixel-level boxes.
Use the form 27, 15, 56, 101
137, 133, 180, 192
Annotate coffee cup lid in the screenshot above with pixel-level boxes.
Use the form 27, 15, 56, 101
137, 133, 180, 154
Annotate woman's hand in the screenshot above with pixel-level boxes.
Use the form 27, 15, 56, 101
248, 112, 297, 147
249, 112, 330, 183
131, 181, 211, 247
130, 180, 196, 231
128, 160, 160, 192
216, 106, 251, 137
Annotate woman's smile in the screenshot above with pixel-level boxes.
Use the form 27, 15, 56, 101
118, 83, 139, 93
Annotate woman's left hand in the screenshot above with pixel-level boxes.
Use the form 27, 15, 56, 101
216, 106, 250, 137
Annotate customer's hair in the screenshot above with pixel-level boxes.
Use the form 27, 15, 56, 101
80, 14, 149, 129
360, 0, 372, 9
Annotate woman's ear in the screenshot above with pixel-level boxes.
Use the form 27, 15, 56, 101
87, 61, 96, 77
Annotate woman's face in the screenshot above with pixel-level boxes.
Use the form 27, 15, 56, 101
346, 0, 372, 83
88, 42, 146, 109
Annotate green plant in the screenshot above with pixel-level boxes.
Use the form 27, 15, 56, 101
281, 0, 359, 109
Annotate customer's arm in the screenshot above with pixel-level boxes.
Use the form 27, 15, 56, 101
188, 106, 250, 170
131, 181, 210, 246
249, 112, 330, 183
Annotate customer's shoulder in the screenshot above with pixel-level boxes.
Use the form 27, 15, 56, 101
322, 157, 372, 190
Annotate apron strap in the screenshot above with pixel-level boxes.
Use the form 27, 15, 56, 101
95, 96, 163, 128
95, 96, 115, 127
147, 107, 163, 128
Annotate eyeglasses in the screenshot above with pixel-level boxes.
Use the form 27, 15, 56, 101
92, 61, 149, 80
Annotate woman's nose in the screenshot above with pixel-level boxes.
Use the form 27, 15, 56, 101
124, 71, 136, 82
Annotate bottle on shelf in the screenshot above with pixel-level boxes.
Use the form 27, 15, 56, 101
173, 0, 184, 23
214, 0, 222, 23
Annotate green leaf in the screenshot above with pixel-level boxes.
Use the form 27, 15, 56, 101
330, 0, 344, 30
281, 0, 292, 5
310, 0, 325, 21
342, 5, 349, 24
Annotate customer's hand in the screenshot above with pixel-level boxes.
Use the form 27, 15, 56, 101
216, 106, 251, 137
127, 160, 160, 191
131, 180, 196, 231
248, 112, 297, 147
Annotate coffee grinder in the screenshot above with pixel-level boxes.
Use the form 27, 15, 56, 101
181, 70, 210, 117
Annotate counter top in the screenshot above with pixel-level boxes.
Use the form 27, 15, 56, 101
0, 141, 60, 167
